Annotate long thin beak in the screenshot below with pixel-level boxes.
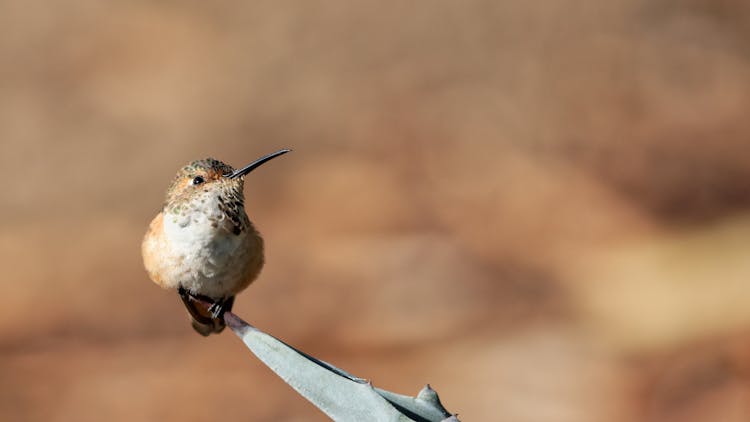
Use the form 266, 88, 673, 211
227, 149, 291, 179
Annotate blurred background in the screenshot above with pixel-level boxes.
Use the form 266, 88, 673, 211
1, 1, 750, 421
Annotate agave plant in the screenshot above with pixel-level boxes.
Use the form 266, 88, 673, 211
224, 312, 459, 422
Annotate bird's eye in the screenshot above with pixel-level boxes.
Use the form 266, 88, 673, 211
192, 176, 205, 185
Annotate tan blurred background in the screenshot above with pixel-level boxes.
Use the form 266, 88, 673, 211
2, 1, 750, 421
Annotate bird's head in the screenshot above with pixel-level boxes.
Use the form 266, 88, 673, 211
163, 149, 290, 209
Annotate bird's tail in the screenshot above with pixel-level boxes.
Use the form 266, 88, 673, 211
178, 289, 234, 336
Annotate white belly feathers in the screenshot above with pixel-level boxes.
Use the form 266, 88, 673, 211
161, 194, 254, 298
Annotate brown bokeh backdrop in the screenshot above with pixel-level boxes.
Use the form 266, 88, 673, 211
2, 1, 750, 421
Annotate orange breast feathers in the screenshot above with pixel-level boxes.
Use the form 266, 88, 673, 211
142, 212, 171, 289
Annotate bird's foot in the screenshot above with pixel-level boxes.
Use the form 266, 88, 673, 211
178, 287, 232, 323
208, 299, 228, 320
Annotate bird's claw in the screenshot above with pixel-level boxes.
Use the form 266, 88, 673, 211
178, 286, 232, 326
208, 301, 226, 320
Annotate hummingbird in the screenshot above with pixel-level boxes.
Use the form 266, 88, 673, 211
142, 149, 290, 336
